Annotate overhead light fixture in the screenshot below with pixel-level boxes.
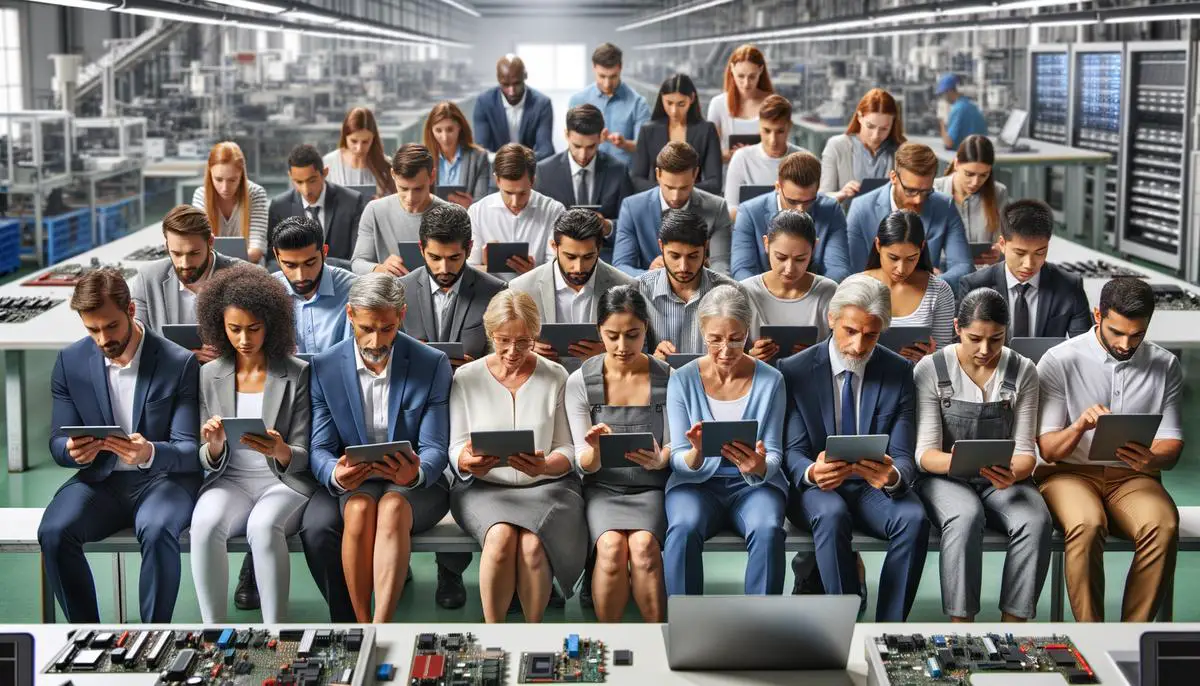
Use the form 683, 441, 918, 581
25, 0, 117, 9
618, 0, 734, 32
1104, 12, 1200, 24
205, 0, 286, 13
434, 0, 481, 18
116, 6, 226, 24
876, 9, 942, 23
755, 20, 1028, 46
282, 9, 340, 25
233, 19, 285, 30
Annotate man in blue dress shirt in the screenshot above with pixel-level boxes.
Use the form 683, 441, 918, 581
568, 43, 651, 168
271, 215, 356, 353
937, 73, 989, 151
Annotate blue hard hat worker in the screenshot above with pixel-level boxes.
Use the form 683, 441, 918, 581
937, 73, 987, 151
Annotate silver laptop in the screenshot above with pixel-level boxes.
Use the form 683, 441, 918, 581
665, 595, 859, 671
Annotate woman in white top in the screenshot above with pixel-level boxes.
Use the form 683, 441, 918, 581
819, 88, 906, 208
190, 264, 315, 623
864, 210, 956, 361
742, 210, 838, 362
932, 135, 1009, 264
323, 107, 397, 199
913, 288, 1050, 623
448, 290, 583, 623
192, 141, 270, 264
707, 44, 775, 163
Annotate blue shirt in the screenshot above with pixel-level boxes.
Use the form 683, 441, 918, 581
568, 82, 651, 167
273, 264, 357, 354
946, 97, 988, 149
438, 147, 464, 186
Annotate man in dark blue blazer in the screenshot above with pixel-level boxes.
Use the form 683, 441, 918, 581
473, 55, 555, 161
780, 275, 929, 622
846, 142, 971, 290
301, 273, 454, 622
731, 151, 851, 282
268, 143, 369, 265
38, 269, 201, 623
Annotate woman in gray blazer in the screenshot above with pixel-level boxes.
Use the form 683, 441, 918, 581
819, 88, 906, 208
424, 101, 492, 207
189, 264, 317, 624
632, 74, 722, 195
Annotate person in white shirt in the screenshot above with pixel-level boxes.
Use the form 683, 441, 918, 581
448, 290, 583, 623
724, 94, 804, 219
467, 143, 566, 282
913, 288, 1051, 623
1036, 277, 1184, 623
324, 106, 397, 197
707, 44, 775, 162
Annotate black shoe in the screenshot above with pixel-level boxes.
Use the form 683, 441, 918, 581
579, 566, 593, 609
435, 566, 466, 610
857, 554, 868, 619
548, 585, 566, 609
234, 555, 259, 611
791, 565, 825, 595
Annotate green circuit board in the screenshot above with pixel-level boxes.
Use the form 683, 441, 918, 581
408, 632, 506, 685
518, 634, 606, 683
872, 633, 1099, 685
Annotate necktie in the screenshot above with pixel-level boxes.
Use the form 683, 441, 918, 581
1012, 283, 1031, 338
575, 169, 589, 206
840, 370, 857, 436
306, 205, 321, 227
438, 291, 456, 342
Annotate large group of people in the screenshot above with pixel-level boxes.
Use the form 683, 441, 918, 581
36, 42, 1182, 629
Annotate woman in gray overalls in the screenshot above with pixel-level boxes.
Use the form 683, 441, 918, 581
913, 287, 1053, 622
566, 287, 671, 622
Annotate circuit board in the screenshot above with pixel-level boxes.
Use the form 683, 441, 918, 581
518, 634, 606, 683
41, 626, 376, 685
23, 259, 138, 286
1056, 260, 1147, 279
1149, 284, 1200, 311
0, 295, 62, 323
865, 633, 1098, 685
126, 245, 169, 261
408, 632, 506, 685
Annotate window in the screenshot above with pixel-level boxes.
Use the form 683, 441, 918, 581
515, 43, 586, 91
0, 8, 21, 111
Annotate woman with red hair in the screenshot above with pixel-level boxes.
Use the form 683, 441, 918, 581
819, 88, 907, 207
192, 141, 270, 264
324, 107, 397, 198
707, 44, 775, 163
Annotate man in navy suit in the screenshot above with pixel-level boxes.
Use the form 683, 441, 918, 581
268, 143, 369, 265
473, 55, 555, 161
780, 275, 929, 622
956, 199, 1091, 338
301, 273, 454, 622
38, 269, 201, 623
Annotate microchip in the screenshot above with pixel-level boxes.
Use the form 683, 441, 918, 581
89, 632, 114, 649
417, 633, 437, 651
71, 649, 104, 671
1049, 649, 1077, 666
1064, 667, 1098, 684
614, 650, 633, 666
412, 654, 446, 680
522, 652, 557, 680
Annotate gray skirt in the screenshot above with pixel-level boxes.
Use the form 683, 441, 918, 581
340, 479, 450, 534
450, 476, 587, 597
583, 482, 666, 551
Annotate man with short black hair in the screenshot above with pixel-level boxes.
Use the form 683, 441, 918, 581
568, 43, 651, 167
352, 144, 450, 276
271, 215, 357, 352
268, 143, 369, 263
474, 55, 555, 160
724, 94, 805, 219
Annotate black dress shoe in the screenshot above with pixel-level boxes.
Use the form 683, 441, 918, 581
435, 566, 466, 610
791, 565, 825, 595
234, 554, 260, 611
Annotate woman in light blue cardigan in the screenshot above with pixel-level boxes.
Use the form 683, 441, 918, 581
664, 284, 788, 596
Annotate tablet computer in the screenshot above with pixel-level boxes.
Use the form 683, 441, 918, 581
1008, 336, 1064, 364
949, 439, 1014, 478
540, 323, 599, 358
162, 324, 203, 351
667, 353, 703, 369
429, 341, 465, 359
571, 204, 602, 212
739, 185, 774, 204
825, 434, 889, 463
62, 425, 128, 439
345, 440, 415, 465
470, 429, 536, 467
701, 420, 758, 458
295, 352, 315, 363
1088, 413, 1162, 462
598, 432, 655, 469
347, 184, 377, 199
969, 241, 994, 259
222, 417, 270, 447
758, 325, 820, 360
213, 236, 249, 262
858, 177, 888, 196
485, 242, 530, 274
729, 134, 761, 148
877, 326, 932, 354
396, 241, 425, 271
433, 185, 466, 201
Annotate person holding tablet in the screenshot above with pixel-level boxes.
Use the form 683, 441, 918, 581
631, 74, 722, 195
820, 89, 906, 208
1035, 278, 1184, 622
863, 210, 956, 360
566, 286, 672, 621
708, 45, 775, 163
913, 288, 1050, 623
303, 274, 454, 623
932, 135, 1008, 263
191, 264, 315, 623
192, 141, 270, 265
325, 107, 397, 198
424, 101, 491, 208
351, 144, 450, 276
723, 94, 803, 219
664, 285, 787, 596
448, 290, 583, 623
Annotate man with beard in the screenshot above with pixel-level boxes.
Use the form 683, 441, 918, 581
510, 208, 635, 364
271, 215, 357, 353
780, 274, 929, 622
634, 209, 740, 358
39, 269, 201, 622
1035, 277, 1184, 622
301, 274, 454, 622
473, 55, 555, 161
130, 204, 242, 363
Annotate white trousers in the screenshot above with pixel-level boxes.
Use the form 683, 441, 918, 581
189, 472, 308, 622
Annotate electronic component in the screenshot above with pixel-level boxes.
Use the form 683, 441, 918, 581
1053, 260, 1146, 279
145, 630, 170, 668
216, 628, 234, 649
518, 635, 606, 683
376, 662, 395, 681
613, 650, 632, 666
124, 245, 168, 261
164, 648, 196, 681
408, 633, 506, 686
70, 649, 104, 671
22, 258, 138, 287
297, 629, 316, 658
865, 633, 1098, 685
0, 295, 62, 324
1149, 283, 1200, 310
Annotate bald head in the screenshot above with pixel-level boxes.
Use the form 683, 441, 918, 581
496, 55, 527, 106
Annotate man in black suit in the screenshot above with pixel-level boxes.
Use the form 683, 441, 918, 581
956, 199, 1091, 338
535, 104, 635, 263
268, 144, 369, 264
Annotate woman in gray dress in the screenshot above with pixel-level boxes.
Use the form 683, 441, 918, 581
448, 289, 584, 623
566, 286, 671, 622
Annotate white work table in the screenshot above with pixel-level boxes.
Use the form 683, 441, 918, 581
10, 620, 1192, 685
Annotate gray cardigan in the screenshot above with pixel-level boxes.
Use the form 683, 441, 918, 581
450, 146, 492, 202
198, 354, 318, 497
818, 134, 858, 208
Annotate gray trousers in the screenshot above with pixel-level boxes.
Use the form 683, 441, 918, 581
916, 476, 1052, 619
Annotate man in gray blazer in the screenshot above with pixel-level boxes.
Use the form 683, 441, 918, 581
268, 144, 369, 265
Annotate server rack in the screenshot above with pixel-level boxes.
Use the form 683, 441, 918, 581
1027, 46, 1070, 213
1070, 44, 1123, 246
1118, 42, 1193, 273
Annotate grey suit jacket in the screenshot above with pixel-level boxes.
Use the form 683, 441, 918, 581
267, 183, 368, 261
198, 355, 318, 496
508, 260, 635, 324
131, 252, 241, 333
399, 265, 507, 360
451, 146, 492, 202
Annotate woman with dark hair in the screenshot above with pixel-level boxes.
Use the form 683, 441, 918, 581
631, 73, 722, 193
864, 210, 956, 360
708, 44, 775, 162
820, 88, 907, 207
913, 287, 1050, 623
934, 135, 1009, 263
565, 285, 672, 622
324, 107, 397, 197
190, 264, 315, 623
423, 101, 491, 207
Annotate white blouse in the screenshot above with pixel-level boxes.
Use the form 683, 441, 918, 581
448, 354, 576, 486
706, 92, 761, 152
323, 149, 380, 189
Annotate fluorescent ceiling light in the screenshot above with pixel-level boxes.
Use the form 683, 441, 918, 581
233, 19, 284, 30
116, 7, 226, 24
618, 0, 734, 32
435, 0, 481, 18
1034, 17, 1099, 27
877, 10, 942, 23
996, 0, 1080, 9
282, 9, 340, 24
756, 21, 1028, 46
205, 0, 286, 13
25, 0, 116, 9
1104, 12, 1200, 24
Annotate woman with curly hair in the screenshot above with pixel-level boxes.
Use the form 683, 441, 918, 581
189, 263, 317, 623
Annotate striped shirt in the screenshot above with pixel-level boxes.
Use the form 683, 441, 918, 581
890, 274, 957, 350
192, 181, 270, 253
635, 268, 740, 354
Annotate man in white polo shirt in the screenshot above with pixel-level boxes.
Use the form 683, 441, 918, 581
1035, 277, 1183, 623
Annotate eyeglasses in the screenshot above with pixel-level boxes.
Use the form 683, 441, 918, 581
705, 337, 748, 352
493, 336, 535, 353
894, 174, 934, 199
